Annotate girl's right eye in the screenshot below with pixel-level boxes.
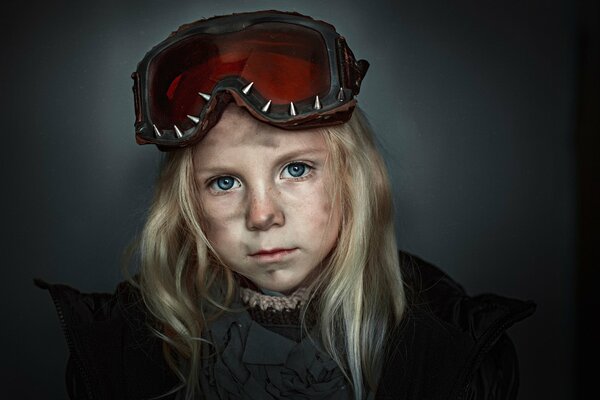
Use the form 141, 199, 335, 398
209, 176, 241, 192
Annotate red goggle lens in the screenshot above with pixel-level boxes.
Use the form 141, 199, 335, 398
147, 22, 331, 130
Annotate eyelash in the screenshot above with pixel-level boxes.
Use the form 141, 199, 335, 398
207, 162, 314, 193
208, 176, 241, 193
280, 161, 313, 180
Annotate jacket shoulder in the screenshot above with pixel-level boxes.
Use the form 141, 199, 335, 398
398, 250, 535, 340
376, 251, 536, 400
35, 278, 178, 400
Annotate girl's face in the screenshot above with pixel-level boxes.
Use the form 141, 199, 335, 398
193, 105, 341, 294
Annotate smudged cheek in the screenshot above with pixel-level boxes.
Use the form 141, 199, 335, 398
283, 182, 340, 234
199, 197, 246, 244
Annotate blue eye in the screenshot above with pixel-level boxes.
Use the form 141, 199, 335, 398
282, 162, 311, 178
210, 176, 240, 192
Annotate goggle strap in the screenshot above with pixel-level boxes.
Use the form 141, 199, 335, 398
131, 72, 143, 125
337, 36, 370, 95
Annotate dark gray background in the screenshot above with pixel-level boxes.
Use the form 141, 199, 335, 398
2, 0, 579, 398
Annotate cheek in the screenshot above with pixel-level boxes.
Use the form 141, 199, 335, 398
317, 173, 340, 223
322, 203, 342, 246
317, 177, 343, 248
299, 183, 341, 242
202, 219, 243, 262
199, 198, 240, 244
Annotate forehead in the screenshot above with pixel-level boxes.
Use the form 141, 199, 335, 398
193, 104, 327, 161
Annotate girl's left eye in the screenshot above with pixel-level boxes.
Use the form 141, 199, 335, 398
281, 162, 312, 179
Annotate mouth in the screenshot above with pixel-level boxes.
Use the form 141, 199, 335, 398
249, 248, 298, 262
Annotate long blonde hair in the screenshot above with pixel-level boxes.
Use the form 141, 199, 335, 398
136, 106, 406, 399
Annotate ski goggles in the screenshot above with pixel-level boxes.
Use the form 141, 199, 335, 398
131, 10, 370, 150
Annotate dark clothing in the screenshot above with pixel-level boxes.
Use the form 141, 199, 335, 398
36, 252, 535, 399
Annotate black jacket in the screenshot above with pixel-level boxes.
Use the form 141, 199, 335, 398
37, 252, 535, 399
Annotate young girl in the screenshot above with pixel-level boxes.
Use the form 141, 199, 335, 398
38, 10, 535, 400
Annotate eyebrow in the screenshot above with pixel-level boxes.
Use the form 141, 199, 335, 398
272, 147, 328, 165
196, 147, 328, 176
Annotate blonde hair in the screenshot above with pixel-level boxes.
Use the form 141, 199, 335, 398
136, 106, 406, 399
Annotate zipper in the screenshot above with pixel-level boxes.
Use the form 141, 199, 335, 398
48, 285, 97, 400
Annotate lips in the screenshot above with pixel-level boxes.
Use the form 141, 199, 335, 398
249, 248, 297, 261
250, 248, 294, 256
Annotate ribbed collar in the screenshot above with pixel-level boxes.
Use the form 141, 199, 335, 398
239, 285, 311, 311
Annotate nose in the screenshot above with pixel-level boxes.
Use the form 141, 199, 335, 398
246, 186, 285, 231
